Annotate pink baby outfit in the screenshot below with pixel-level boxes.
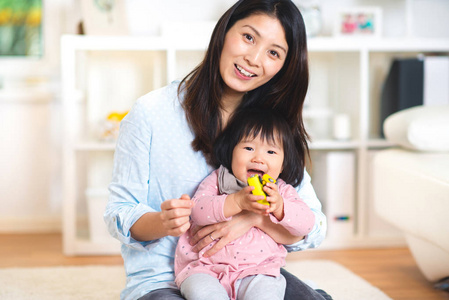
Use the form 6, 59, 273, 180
174, 168, 315, 300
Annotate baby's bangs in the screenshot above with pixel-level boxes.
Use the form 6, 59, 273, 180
240, 120, 282, 146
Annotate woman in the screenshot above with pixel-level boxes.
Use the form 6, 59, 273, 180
105, 1, 329, 299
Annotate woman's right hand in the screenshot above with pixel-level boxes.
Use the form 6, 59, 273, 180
160, 194, 194, 237
189, 210, 262, 257
130, 194, 193, 241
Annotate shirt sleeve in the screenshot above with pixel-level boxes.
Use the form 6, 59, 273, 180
104, 99, 157, 251
190, 170, 232, 226
283, 169, 327, 252
268, 182, 315, 237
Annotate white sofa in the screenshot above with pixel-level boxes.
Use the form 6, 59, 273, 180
373, 105, 449, 282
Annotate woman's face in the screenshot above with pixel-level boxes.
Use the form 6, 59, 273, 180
219, 13, 288, 97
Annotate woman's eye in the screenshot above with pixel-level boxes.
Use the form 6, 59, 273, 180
243, 33, 254, 43
269, 50, 280, 58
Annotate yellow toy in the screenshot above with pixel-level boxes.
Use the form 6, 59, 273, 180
107, 111, 128, 122
247, 174, 276, 206
101, 111, 129, 141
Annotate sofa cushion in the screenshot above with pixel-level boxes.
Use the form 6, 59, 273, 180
373, 149, 449, 252
383, 105, 449, 152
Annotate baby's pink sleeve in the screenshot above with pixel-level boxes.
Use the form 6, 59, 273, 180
190, 170, 232, 226
269, 181, 315, 237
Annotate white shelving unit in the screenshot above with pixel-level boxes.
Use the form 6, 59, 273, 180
306, 37, 449, 249
61, 34, 449, 255
0, 89, 54, 103
61, 34, 210, 255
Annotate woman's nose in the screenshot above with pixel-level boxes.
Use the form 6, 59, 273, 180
245, 47, 262, 67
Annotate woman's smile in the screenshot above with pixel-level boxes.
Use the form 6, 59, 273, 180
235, 64, 257, 79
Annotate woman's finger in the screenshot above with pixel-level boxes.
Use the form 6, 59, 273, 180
180, 194, 191, 201
202, 219, 242, 256
191, 211, 260, 254
163, 208, 192, 220
161, 198, 193, 210
191, 225, 217, 251
193, 233, 217, 253
189, 223, 201, 237
204, 236, 229, 257
163, 213, 191, 232
167, 219, 191, 237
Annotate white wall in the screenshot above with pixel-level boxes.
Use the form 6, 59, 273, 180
125, 0, 237, 36
315, 0, 449, 38
0, 0, 79, 232
1, 0, 448, 233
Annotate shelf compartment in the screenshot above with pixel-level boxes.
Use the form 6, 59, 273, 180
306, 51, 360, 141
75, 141, 116, 151
309, 140, 360, 150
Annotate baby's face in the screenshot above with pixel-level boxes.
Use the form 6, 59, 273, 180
231, 133, 284, 183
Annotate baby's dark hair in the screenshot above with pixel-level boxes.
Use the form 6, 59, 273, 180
213, 108, 303, 187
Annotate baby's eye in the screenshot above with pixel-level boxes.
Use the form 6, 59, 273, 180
268, 150, 276, 154
244, 146, 254, 151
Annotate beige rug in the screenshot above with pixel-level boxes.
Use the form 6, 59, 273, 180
0, 260, 391, 300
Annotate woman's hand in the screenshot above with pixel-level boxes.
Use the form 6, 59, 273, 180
130, 194, 193, 241
160, 194, 194, 237
189, 210, 261, 257
264, 182, 284, 221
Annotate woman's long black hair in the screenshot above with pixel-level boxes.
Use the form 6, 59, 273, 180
180, 0, 309, 185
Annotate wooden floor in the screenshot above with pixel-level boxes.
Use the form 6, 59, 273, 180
1, 233, 448, 300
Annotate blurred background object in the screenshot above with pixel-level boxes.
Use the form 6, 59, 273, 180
0, 0, 42, 56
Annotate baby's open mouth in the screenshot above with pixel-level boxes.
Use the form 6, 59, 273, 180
247, 169, 264, 178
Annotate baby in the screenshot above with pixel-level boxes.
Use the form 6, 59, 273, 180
175, 108, 315, 300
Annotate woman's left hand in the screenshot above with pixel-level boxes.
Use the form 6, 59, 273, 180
189, 211, 261, 257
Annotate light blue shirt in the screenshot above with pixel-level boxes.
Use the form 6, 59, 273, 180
105, 81, 327, 300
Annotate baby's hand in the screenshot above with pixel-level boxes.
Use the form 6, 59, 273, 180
234, 186, 270, 216
264, 182, 284, 221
